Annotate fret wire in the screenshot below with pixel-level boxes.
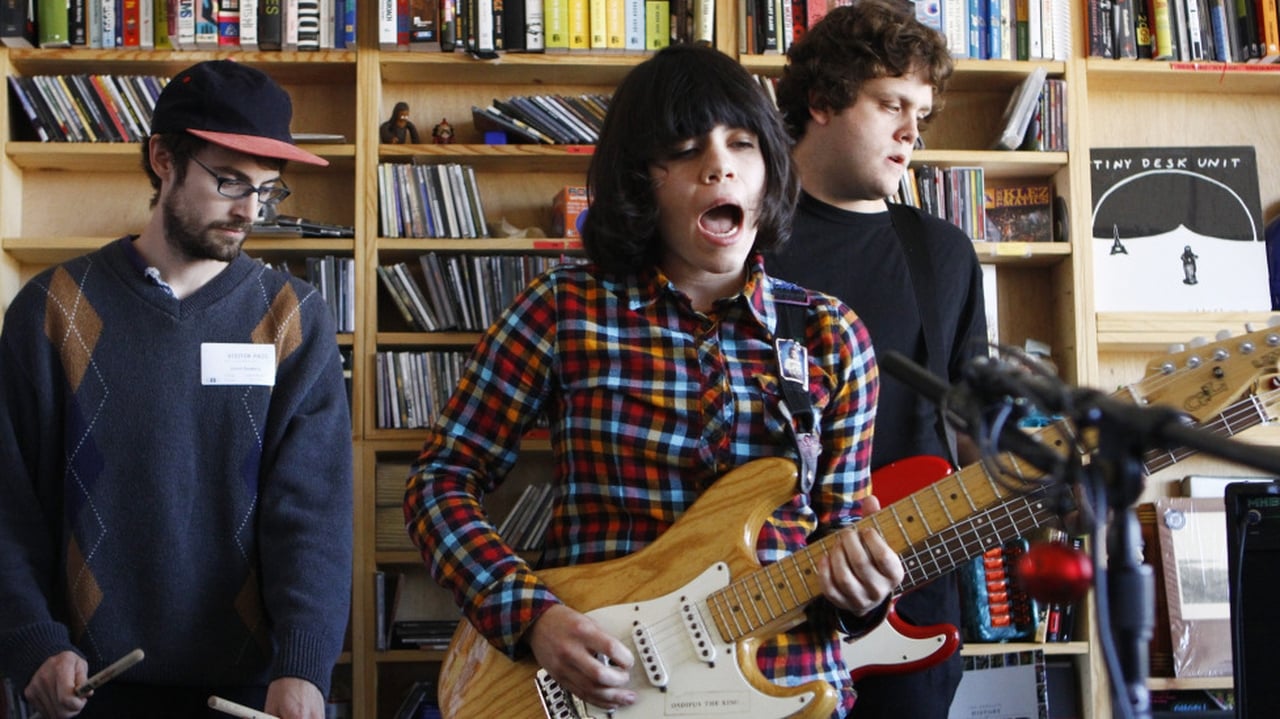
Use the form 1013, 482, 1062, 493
888, 503, 920, 549
776, 554, 805, 608
931, 482, 956, 525
721, 582, 753, 637
750, 569, 782, 622
908, 493, 934, 535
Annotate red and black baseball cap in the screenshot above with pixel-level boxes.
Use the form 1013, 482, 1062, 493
151, 60, 329, 167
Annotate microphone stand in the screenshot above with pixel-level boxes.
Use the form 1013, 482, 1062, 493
879, 350, 1280, 719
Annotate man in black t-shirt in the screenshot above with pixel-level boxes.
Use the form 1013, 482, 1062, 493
767, 2, 989, 717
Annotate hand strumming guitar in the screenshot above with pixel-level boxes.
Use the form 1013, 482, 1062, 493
524, 604, 637, 711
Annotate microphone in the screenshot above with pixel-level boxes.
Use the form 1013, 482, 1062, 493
1015, 540, 1094, 605
878, 350, 1067, 477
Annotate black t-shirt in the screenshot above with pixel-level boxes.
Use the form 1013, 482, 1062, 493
768, 192, 989, 471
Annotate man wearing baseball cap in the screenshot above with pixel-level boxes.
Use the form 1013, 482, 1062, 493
0, 61, 352, 719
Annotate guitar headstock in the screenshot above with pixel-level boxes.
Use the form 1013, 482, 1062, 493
1127, 318, 1280, 422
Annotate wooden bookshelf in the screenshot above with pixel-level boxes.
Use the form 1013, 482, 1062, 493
5, 3, 1277, 717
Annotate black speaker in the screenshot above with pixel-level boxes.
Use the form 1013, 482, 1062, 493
1225, 480, 1280, 718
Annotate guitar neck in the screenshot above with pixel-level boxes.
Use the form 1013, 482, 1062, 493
701, 381, 1278, 645
704, 426, 1070, 643
1141, 388, 1278, 474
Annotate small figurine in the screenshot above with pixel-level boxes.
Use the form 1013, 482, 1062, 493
380, 102, 420, 144
1181, 244, 1199, 285
432, 118, 455, 144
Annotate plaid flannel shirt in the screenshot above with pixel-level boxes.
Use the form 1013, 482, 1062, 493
405, 255, 878, 715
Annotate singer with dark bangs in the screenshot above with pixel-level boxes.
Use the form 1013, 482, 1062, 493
405, 43, 901, 718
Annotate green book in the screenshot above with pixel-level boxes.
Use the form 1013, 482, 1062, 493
37, 0, 70, 47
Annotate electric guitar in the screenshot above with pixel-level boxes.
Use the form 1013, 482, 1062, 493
858, 322, 1280, 676
438, 325, 1280, 719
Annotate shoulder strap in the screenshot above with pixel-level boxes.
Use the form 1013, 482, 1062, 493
774, 283, 820, 493
886, 203, 959, 466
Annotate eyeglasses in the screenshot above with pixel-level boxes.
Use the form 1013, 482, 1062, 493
190, 156, 292, 205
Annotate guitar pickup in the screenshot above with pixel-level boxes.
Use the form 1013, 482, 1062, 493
631, 623, 670, 688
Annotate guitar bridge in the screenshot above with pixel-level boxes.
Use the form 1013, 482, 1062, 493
534, 668, 609, 719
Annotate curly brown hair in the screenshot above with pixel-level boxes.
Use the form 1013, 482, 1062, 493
776, 0, 953, 141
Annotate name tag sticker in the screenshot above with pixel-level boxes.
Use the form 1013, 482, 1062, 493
201, 343, 276, 386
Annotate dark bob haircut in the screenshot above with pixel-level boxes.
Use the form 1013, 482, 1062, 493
582, 44, 799, 274
776, 0, 953, 141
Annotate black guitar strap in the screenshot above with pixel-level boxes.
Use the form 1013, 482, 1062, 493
774, 283, 821, 494
887, 203, 959, 467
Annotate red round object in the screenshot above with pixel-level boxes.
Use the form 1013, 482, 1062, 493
1015, 541, 1094, 605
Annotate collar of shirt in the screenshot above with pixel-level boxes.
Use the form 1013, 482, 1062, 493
606, 254, 785, 333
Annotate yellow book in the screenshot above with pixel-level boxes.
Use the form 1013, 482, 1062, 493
645, 0, 669, 50
605, 0, 624, 50
545, 0, 569, 50
589, 0, 607, 49
568, 0, 589, 49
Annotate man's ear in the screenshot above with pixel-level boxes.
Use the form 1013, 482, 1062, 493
148, 135, 176, 180
807, 93, 833, 127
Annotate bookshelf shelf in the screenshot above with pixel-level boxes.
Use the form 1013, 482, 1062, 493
1085, 58, 1280, 95
1095, 312, 1280, 352
378, 51, 644, 85
1, 236, 357, 264
377, 236, 583, 252
6, 142, 356, 171
740, 55, 1067, 91
1147, 676, 1233, 691
377, 143, 595, 173
913, 149, 1069, 178
972, 241, 1072, 265
6, 48, 357, 81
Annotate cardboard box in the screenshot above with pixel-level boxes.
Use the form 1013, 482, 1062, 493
552, 186, 588, 238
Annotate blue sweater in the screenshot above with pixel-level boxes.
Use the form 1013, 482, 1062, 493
0, 238, 353, 694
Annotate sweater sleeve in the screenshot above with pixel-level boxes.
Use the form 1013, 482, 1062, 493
256, 282, 354, 695
0, 279, 81, 686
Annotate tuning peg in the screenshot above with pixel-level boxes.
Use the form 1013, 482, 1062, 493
1189, 336, 1209, 348
1165, 343, 1186, 355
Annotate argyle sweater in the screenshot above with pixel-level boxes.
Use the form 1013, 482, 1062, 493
0, 238, 353, 694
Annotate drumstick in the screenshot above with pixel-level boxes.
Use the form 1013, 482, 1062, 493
29, 648, 145, 719
208, 695, 281, 719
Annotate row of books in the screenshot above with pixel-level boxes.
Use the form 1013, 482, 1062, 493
375, 349, 469, 430
992, 68, 1068, 153
377, 162, 491, 240
900, 165, 988, 241
1088, 0, 1280, 63
7, 74, 167, 143
0, 0, 356, 51
264, 256, 357, 333
919, 0, 1073, 62
378, 0, 714, 54
471, 93, 610, 145
497, 481, 555, 551
893, 166, 1061, 244
377, 252, 578, 334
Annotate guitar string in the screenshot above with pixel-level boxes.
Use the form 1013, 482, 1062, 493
1142, 385, 1280, 474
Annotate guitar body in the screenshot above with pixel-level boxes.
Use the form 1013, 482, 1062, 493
439, 457, 836, 719
871, 455, 955, 507
846, 601, 961, 682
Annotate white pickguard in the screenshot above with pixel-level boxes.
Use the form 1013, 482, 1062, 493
561, 563, 817, 719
